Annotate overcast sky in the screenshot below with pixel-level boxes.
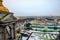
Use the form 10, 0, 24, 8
3, 0, 60, 16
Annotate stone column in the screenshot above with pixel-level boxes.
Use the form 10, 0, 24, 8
13, 23, 16, 39
2, 25, 7, 40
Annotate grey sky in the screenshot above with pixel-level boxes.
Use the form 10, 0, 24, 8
3, 0, 60, 16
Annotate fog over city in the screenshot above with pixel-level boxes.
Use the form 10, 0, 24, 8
3, 0, 60, 16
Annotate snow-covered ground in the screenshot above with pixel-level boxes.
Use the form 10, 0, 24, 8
20, 21, 59, 40
22, 30, 58, 40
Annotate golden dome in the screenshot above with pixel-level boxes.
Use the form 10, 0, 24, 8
0, 6, 9, 12
0, 0, 9, 12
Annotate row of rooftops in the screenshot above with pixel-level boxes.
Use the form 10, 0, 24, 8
19, 16, 60, 25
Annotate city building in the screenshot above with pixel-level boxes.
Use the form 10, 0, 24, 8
0, 0, 18, 40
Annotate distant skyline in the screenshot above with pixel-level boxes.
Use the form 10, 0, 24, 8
3, 0, 60, 16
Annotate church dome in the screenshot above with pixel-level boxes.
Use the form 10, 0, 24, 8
0, 6, 9, 12
0, 0, 9, 12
